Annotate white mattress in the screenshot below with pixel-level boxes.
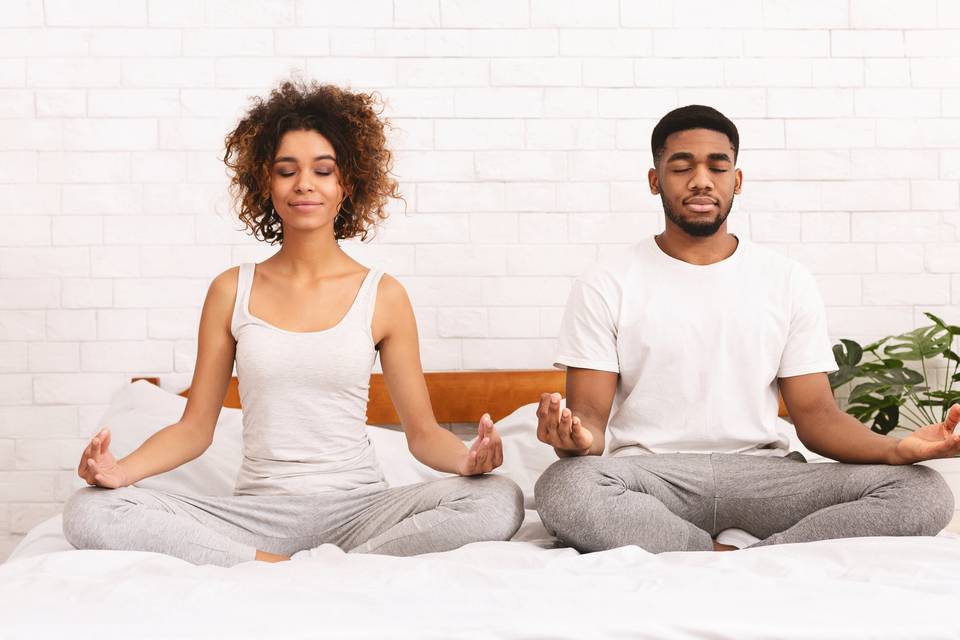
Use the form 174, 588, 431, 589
3, 511, 960, 639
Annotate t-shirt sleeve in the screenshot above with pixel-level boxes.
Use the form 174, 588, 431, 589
554, 276, 620, 373
778, 266, 838, 378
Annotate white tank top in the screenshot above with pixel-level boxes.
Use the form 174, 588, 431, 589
229, 262, 387, 495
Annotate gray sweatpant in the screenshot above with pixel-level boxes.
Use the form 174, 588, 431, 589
535, 452, 955, 553
62, 474, 523, 567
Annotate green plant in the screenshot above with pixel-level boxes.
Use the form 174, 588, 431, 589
828, 312, 960, 435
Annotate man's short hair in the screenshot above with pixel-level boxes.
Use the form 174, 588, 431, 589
651, 105, 739, 164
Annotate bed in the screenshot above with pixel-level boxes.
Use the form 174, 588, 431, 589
3, 372, 959, 639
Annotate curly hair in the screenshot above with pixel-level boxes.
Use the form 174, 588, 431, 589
223, 79, 401, 244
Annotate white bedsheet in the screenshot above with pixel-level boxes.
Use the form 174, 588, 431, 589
3, 512, 960, 639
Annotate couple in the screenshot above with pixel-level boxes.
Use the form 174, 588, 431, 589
62, 81, 957, 567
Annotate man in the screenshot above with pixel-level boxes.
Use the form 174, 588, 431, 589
535, 105, 957, 553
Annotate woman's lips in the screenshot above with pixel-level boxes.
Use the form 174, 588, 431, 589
290, 202, 322, 211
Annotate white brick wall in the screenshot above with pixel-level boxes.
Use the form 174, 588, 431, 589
1, 1, 959, 560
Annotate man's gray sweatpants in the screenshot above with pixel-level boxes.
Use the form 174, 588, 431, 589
62, 474, 523, 567
535, 452, 955, 553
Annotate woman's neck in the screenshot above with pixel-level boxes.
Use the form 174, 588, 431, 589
267, 231, 352, 282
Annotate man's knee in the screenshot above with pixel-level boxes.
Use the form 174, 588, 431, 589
908, 465, 955, 535
534, 456, 602, 532
869, 464, 956, 536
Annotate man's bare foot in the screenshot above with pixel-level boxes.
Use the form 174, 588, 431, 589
713, 540, 738, 552
255, 549, 290, 562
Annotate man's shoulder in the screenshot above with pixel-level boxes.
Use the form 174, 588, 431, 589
740, 239, 810, 282
577, 242, 648, 290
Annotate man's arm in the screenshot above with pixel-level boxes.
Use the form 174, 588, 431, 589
779, 372, 960, 465
780, 373, 899, 464
537, 367, 618, 457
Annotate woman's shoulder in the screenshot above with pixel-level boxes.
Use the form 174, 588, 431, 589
373, 271, 407, 304
206, 265, 243, 308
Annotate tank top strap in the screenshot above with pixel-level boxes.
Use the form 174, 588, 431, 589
359, 268, 386, 332
230, 263, 255, 339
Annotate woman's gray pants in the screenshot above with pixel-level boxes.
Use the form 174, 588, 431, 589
63, 474, 524, 567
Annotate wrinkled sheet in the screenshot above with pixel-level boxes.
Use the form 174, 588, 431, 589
3, 513, 960, 640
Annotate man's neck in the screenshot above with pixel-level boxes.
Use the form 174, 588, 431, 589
654, 227, 739, 266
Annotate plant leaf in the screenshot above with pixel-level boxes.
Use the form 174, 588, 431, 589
863, 336, 891, 353
871, 405, 899, 435
849, 382, 889, 400
924, 312, 947, 329
882, 325, 951, 361
833, 339, 863, 366
872, 367, 924, 387
829, 339, 864, 389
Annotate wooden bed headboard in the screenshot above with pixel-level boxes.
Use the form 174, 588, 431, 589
133, 371, 791, 424
134, 370, 567, 425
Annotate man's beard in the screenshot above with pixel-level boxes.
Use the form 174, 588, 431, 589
661, 193, 734, 237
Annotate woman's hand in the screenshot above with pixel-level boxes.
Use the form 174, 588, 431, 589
77, 428, 129, 489
456, 414, 504, 476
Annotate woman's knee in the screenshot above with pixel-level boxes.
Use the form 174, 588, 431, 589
62, 487, 108, 549
435, 474, 523, 542
472, 474, 524, 541
61, 485, 135, 550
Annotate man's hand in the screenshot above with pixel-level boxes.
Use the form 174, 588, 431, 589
77, 428, 129, 489
892, 403, 960, 464
536, 392, 593, 456
457, 413, 504, 476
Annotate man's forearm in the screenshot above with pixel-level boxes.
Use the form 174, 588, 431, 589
797, 408, 901, 465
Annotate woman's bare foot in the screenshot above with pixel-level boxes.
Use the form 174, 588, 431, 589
713, 540, 738, 552
255, 549, 290, 562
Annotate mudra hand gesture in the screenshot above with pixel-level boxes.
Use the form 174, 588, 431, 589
893, 404, 960, 464
457, 413, 504, 476
77, 428, 128, 489
536, 392, 593, 455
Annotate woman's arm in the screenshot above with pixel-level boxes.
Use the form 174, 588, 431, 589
80, 269, 239, 488
372, 275, 500, 476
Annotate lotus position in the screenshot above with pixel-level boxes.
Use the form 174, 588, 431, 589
62, 80, 523, 567
535, 105, 957, 553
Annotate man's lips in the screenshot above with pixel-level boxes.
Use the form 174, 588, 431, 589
684, 197, 717, 213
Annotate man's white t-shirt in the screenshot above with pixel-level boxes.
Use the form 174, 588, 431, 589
555, 235, 838, 458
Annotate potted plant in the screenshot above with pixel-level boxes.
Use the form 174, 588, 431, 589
828, 312, 960, 436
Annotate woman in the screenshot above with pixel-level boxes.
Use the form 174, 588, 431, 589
61, 80, 523, 567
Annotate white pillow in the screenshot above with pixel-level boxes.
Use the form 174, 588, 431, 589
477, 402, 558, 509
95, 380, 244, 496
369, 403, 558, 508
366, 427, 448, 487
368, 403, 556, 508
